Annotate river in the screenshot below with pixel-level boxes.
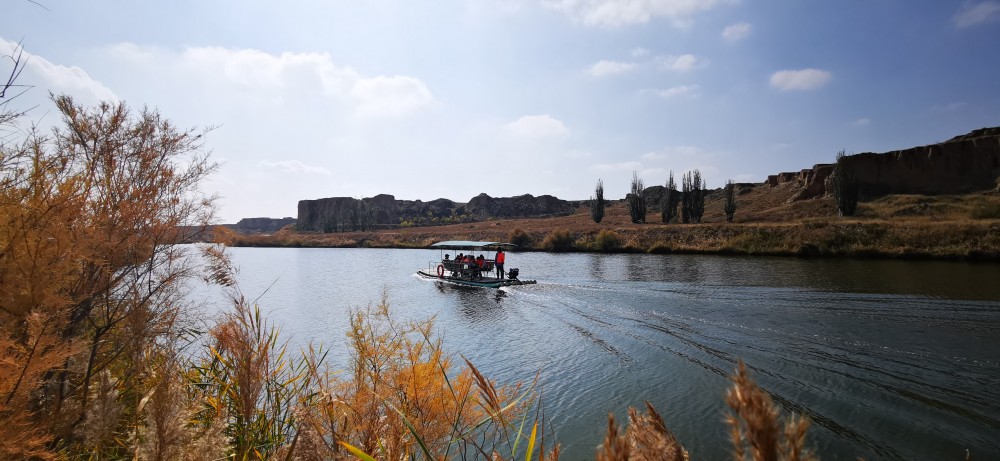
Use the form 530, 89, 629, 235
185, 247, 1000, 460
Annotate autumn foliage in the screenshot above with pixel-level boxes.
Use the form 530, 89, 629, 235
1, 94, 216, 458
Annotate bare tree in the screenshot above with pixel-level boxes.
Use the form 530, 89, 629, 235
1, 40, 32, 126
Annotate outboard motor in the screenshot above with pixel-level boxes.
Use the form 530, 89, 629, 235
507, 268, 519, 280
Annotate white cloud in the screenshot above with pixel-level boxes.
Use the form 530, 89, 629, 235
722, 22, 752, 42
543, 0, 736, 28
258, 160, 331, 175
643, 85, 700, 99
769, 68, 832, 91
953, 1, 1000, 28
659, 54, 708, 72
851, 117, 871, 127
0, 38, 117, 104
587, 59, 637, 77
931, 101, 968, 112
108, 44, 434, 118
631, 47, 650, 57
349, 75, 433, 117
505, 114, 569, 139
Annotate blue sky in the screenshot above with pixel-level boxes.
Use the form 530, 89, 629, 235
4, 0, 999, 222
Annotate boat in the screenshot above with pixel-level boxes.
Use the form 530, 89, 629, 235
417, 240, 537, 288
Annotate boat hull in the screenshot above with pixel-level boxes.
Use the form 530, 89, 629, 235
416, 270, 537, 288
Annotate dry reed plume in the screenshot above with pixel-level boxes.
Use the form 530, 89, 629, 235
597, 401, 689, 461
725, 361, 815, 461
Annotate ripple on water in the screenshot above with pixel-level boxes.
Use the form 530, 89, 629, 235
187, 248, 1000, 461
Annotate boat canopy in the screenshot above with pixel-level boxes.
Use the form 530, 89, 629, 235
430, 240, 516, 250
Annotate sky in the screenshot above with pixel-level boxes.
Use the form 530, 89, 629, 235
3, 0, 1000, 222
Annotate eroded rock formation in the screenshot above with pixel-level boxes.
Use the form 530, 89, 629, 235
297, 193, 575, 232
767, 127, 1000, 201
228, 217, 296, 234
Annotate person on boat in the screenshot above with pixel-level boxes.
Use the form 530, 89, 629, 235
476, 254, 485, 268
444, 254, 450, 261
460, 254, 473, 278
495, 248, 505, 279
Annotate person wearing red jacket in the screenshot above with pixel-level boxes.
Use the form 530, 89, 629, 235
495, 249, 505, 279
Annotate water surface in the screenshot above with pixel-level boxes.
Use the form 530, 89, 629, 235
187, 247, 1000, 460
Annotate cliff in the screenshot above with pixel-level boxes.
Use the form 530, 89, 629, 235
227, 217, 296, 234
766, 126, 1000, 201
297, 193, 575, 232
466, 193, 574, 218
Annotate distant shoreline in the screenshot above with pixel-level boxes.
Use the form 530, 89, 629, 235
223, 218, 1000, 263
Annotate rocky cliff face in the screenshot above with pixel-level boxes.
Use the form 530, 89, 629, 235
465, 193, 574, 218
297, 193, 575, 232
228, 217, 296, 234
767, 127, 1000, 201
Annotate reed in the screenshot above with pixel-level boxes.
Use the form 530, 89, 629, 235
725, 361, 815, 461
191, 293, 312, 460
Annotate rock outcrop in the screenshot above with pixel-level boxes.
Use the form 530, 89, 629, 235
768, 127, 1000, 201
228, 217, 296, 234
297, 193, 576, 232
465, 193, 574, 218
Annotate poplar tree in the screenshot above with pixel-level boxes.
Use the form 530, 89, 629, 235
662, 171, 679, 223
833, 150, 859, 216
590, 178, 606, 223
724, 180, 737, 222
627, 171, 646, 223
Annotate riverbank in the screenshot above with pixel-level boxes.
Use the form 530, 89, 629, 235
224, 197, 1000, 261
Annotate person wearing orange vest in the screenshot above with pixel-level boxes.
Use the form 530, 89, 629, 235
495, 249, 505, 279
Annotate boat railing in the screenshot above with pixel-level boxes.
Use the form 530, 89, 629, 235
428, 259, 498, 279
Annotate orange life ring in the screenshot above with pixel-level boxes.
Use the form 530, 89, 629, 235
436, 264, 445, 277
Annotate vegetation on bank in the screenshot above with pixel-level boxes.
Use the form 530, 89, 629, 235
226, 215, 1000, 261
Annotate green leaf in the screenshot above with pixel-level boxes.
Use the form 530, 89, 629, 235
339, 440, 378, 461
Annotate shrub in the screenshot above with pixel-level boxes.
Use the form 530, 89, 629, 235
507, 227, 533, 248
970, 203, 1000, 219
593, 229, 622, 252
0, 94, 217, 457
648, 242, 674, 254
542, 228, 576, 251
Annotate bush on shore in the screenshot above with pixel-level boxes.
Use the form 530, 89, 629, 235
542, 228, 576, 252
592, 229, 623, 252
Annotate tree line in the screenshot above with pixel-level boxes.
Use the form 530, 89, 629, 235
589, 152, 861, 225
590, 170, 739, 224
